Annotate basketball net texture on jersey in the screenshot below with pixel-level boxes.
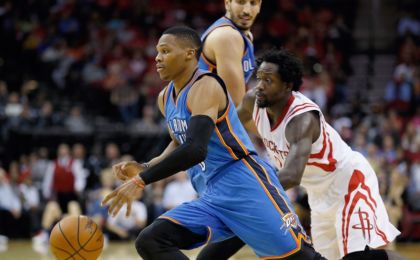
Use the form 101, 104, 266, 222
199, 16, 256, 83
253, 91, 400, 259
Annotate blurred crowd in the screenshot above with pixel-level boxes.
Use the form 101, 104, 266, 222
0, 0, 419, 254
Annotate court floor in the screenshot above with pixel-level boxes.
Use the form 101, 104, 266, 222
0, 240, 419, 259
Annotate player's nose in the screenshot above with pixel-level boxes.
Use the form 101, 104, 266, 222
155, 53, 162, 63
242, 2, 251, 15
256, 81, 264, 91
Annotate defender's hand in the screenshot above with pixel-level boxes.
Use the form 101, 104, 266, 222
113, 161, 147, 181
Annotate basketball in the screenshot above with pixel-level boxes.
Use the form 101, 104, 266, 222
49, 215, 104, 260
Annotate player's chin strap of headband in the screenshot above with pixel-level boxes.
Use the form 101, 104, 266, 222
139, 115, 214, 185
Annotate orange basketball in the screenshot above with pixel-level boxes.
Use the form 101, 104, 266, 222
49, 215, 104, 260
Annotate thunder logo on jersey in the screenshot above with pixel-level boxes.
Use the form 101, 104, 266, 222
243, 57, 255, 73
168, 118, 188, 143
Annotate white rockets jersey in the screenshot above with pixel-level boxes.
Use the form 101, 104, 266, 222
253, 91, 400, 259
253, 91, 353, 191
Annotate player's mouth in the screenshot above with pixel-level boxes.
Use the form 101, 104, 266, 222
256, 92, 265, 99
156, 64, 165, 72
238, 16, 252, 23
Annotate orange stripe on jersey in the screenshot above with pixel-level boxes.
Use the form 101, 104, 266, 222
216, 102, 230, 123
200, 53, 217, 72
271, 95, 295, 131
158, 216, 182, 226
241, 159, 285, 215
241, 158, 301, 255
241, 159, 292, 215
259, 245, 301, 259
214, 126, 239, 160
205, 226, 213, 245
226, 116, 250, 156
248, 156, 312, 246
248, 156, 297, 215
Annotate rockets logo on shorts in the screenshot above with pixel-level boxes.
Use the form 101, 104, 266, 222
352, 207, 374, 243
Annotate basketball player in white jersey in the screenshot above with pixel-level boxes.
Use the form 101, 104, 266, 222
237, 50, 403, 260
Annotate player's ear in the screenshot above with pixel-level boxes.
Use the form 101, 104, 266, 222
285, 82, 293, 92
186, 48, 196, 60
225, 0, 231, 11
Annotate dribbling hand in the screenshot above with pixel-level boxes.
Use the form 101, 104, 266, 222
112, 161, 146, 181
101, 176, 145, 217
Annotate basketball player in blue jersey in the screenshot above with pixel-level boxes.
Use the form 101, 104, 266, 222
102, 26, 324, 260
199, 0, 261, 107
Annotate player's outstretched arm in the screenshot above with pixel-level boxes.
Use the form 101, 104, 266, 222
205, 27, 246, 107
237, 88, 259, 136
279, 111, 320, 190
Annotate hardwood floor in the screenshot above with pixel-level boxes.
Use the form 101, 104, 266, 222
0, 240, 418, 259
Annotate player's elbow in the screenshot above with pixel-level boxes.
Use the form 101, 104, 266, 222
278, 171, 302, 190
288, 178, 301, 188
188, 142, 208, 163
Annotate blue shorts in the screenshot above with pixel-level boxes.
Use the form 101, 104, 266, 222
161, 155, 310, 258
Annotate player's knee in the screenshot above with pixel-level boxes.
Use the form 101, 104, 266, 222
135, 225, 158, 257
343, 249, 388, 260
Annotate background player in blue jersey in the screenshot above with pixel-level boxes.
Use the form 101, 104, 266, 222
198, 0, 261, 107
102, 26, 324, 260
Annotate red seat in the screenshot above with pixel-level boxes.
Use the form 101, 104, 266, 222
399, 206, 420, 240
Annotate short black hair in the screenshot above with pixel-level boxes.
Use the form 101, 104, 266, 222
258, 49, 303, 91
162, 26, 202, 60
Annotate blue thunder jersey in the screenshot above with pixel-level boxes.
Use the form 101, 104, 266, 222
163, 69, 257, 193
198, 16, 256, 83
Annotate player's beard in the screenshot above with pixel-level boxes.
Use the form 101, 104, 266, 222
256, 97, 270, 108
233, 18, 253, 30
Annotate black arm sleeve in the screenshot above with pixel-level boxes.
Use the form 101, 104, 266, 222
140, 115, 215, 184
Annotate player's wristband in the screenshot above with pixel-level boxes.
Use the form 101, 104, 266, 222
131, 177, 145, 189
141, 162, 150, 168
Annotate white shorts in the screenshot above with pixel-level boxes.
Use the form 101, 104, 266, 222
306, 153, 400, 260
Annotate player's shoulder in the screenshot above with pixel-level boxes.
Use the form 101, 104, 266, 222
206, 25, 243, 44
286, 109, 320, 133
192, 74, 223, 93
188, 74, 225, 100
